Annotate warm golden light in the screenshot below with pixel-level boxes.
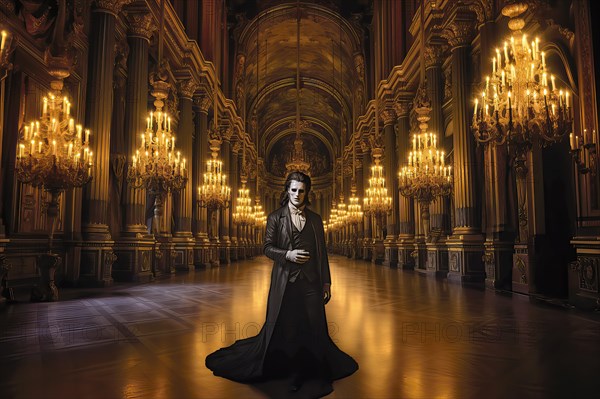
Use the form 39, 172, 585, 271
232, 180, 255, 226
399, 132, 452, 204
16, 93, 93, 192
198, 139, 231, 210
363, 149, 392, 216
473, 22, 572, 149
127, 110, 187, 193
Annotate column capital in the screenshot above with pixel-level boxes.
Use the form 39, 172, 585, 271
94, 0, 132, 16
178, 78, 199, 99
393, 101, 411, 118
126, 12, 155, 41
424, 40, 448, 68
442, 18, 476, 49
380, 108, 397, 127
194, 94, 212, 113
471, 0, 494, 26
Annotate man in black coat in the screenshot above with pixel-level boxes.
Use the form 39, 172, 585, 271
206, 171, 358, 394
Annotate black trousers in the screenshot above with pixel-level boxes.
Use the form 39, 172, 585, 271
265, 275, 331, 380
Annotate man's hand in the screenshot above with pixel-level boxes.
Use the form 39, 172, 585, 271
287, 249, 310, 264
323, 284, 331, 304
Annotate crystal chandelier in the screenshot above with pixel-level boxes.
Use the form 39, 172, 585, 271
233, 179, 255, 226
399, 113, 452, 236
16, 76, 93, 246
127, 110, 187, 194
336, 195, 347, 227
472, 2, 572, 153
328, 206, 339, 232
346, 143, 363, 226
346, 186, 363, 226
363, 148, 392, 217
198, 138, 231, 210
254, 200, 266, 227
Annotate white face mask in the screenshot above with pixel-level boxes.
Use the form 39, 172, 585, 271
287, 180, 307, 208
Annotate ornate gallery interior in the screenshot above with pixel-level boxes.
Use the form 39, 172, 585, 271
1, 0, 600, 398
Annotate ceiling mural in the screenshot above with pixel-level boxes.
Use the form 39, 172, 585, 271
234, 2, 366, 187
267, 133, 331, 178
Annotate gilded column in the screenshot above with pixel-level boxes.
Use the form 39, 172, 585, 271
172, 78, 198, 271
355, 152, 365, 255
219, 134, 232, 265
193, 94, 211, 267
229, 142, 239, 261
476, 9, 514, 290
443, 13, 485, 283
424, 38, 450, 277
112, 12, 155, 282
81, 0, 131, 285
361, 142, 372, 261
394, 101, 415, 269
382, 107, 398, 267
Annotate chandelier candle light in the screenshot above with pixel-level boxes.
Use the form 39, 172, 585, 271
363, 147, 392, 235
472, 3, 572, 153
16, 90, 93, 248
399, 130, 452, 237
129, 111, 187, 193
471, 1, 573, 244
198, 139, 231, 211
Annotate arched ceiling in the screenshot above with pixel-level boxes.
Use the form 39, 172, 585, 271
235, 2, 368, 180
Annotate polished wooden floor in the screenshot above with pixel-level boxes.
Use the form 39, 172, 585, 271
1, 254, 599, 399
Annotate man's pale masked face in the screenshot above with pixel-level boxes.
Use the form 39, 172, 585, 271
288, 180, 307, 208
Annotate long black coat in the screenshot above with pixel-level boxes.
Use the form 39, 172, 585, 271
205, 205, 357, 382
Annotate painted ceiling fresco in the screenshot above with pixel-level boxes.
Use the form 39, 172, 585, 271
234, 2, 368, 183
266, 133, 332, 178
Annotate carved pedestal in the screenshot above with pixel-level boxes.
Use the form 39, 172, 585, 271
397, 238, 415, 270
483, 239, 514, 290
219, 240, 231, 266
79, 241, 116, 286
0, 248, 11, 306
154, 237, 176, 277
446, 234, 485, 283
371, 239, 385, 265
31, 253, 61, 302
194, 234, 212, 268
173, 236, 195, 272
568, 240, 600, 310
425, 240, 449, 278
383, 237, 398, 268
362, 239, 372, 262
208, 238, 221, 267
413, 238, 428, 273
113, 235, 155, 282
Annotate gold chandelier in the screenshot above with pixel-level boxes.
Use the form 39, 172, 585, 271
198, 138, 231, 210
346, 142, 363, 226
328, 206, 339, 232
399, 132, 452, 202
346, 186, 364, 226
16, 93, 93, 192
472, 2, 572, 153
254, 200, 266, 228
363, 147, 392, 216
233, 178, 255, 226
15, 56, 93, 248
127, 110, 187, 194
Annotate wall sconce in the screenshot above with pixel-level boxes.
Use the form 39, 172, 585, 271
570, 129, 597, 175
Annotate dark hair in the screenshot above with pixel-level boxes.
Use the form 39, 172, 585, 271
280, 171, 312, 206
